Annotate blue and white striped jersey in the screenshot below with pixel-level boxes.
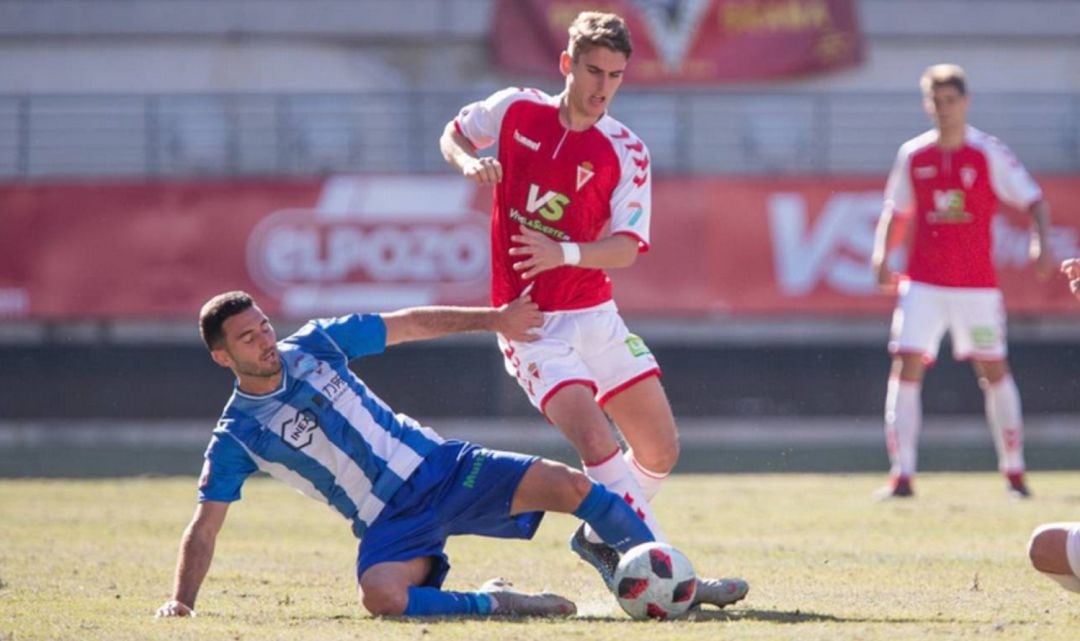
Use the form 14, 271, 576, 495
197, 314, 445, 539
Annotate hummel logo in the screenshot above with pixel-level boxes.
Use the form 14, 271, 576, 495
913, 166, 937, 179
514, 129, 540, 151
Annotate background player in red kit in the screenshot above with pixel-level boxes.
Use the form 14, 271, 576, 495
439, 11, 747, 608
871, 63, 1053, 500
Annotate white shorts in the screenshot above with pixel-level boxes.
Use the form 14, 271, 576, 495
889, 280, 1007, 363
497, 301, 661, 414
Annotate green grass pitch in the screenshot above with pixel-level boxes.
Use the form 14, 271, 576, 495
2, 473, 1079, 640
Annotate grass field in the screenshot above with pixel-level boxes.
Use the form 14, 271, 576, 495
2, 473, 1080, 641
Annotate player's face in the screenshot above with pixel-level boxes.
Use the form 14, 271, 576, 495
216, 306, 282, 380
924, 85, 969, 132
562, 46, 628, 121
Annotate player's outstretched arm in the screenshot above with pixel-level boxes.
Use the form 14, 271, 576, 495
509, 225, 639, 280
382, 295, 542, 346
156, 501, 230, 618
439, 121, 502, 185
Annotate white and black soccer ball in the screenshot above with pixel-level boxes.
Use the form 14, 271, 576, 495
613, 542, 697, 620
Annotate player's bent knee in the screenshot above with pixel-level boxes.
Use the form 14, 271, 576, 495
543, 462, 594, 511
359, 583, 409, 616
655, 440, 681, 473
632, 440, 679, 476
566, 469, 595, 503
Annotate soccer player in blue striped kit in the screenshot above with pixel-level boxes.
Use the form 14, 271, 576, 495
155, 291, 656, 619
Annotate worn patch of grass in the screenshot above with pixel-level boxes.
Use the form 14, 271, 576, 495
2, 473, 1079, 640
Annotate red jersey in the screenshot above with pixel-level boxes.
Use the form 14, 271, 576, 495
884, 125, 1042, 288
454, 88, 651, 311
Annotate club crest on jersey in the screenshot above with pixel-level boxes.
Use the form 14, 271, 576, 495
280, 408, 320, 450
576, 162, 595, 191
514, 129, 541, 152
960, 166, 978, 189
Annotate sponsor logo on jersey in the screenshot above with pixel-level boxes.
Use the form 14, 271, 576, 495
913, 165, 937, 179
928, 189, 972, 224
462, 450, 490, 489
576, 162, 595, 191
628, 201, 645, 227
625, 334, 651, 357
509, 208, 570, 241
280, 408, 320, 450
960, 166, 978, 189
320, 372, 349, 402
525, 183, 570, 222
514, 129, 541, 151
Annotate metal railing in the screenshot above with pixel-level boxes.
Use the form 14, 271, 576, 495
1, 91, 1077, 179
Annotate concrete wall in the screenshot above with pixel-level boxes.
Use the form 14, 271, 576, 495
3, 338, 1078, 420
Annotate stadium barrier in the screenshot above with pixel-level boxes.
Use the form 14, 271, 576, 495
2, 175, 1079, 320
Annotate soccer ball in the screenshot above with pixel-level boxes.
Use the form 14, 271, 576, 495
613, 542, 697, 620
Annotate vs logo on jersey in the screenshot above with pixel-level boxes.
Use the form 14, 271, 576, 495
929, 189, 972, 224
526, 183, 570, 222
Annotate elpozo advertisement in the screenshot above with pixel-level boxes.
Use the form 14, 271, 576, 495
1, 175, 1078, 319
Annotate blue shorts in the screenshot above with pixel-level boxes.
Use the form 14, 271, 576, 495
356, 440, 544, 588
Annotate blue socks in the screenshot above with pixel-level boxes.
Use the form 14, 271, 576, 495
402, 586, 494, 616
573, 481, 656, 552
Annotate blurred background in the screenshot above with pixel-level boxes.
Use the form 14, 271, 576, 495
1, 0, 1078, 478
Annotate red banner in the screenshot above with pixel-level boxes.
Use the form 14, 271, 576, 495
1, 175, 1079, 320
493, 0, 864, 85
612, 177, 1080, 315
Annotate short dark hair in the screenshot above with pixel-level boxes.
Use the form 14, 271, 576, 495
921, 63, 967, 96
568, 11, 633, 61
199, 291, 255, 350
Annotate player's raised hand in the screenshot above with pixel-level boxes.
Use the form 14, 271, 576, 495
510, 225, 565, 280
462, 157, 503, 185
495, 289, 542, 342
155, 600, 196, 618
1061, 258, 1080, 300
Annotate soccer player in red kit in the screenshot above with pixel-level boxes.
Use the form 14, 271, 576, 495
439, 11, 747, 608
871, 64, 1053, 499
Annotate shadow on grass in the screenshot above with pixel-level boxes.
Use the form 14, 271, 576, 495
691, 608, 848, 623
287, 608, 1009, 626
695, 608, 1015, 626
